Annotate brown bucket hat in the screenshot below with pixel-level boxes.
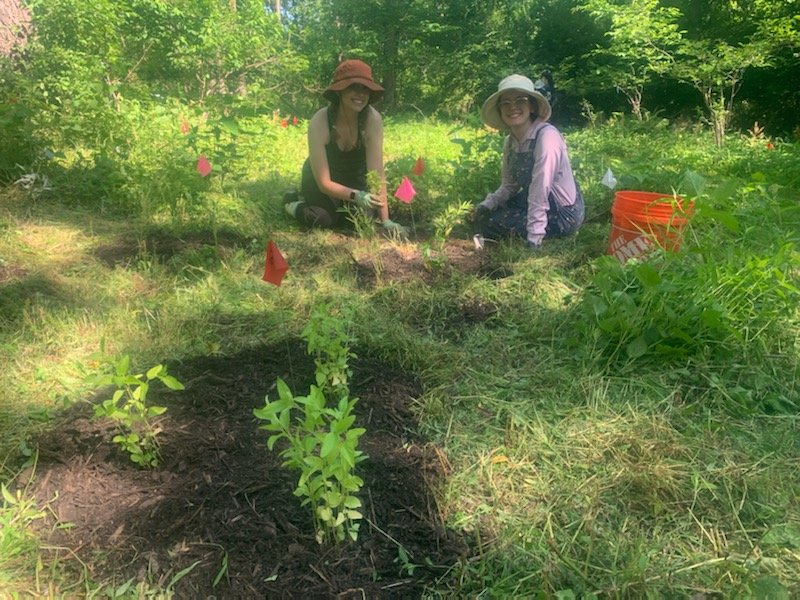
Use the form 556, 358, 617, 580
323, 59, 384, 104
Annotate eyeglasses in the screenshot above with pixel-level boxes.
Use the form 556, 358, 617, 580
498, 97, 530, 110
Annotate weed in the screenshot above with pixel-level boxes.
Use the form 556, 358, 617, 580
0, 483, 46, 589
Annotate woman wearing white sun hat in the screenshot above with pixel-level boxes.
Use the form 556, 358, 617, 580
474, 74, 584, 249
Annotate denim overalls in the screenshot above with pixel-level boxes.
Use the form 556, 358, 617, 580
480, 125, 585, 242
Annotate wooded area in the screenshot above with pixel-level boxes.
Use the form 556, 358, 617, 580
1, 0, 798, 165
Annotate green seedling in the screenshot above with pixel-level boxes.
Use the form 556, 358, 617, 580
342, 169, 385, 240
301, 303, 356, 400
86, 354, 184, 468
423, 200, 473, 271
254, 380, 366, 544
256, 303, 366, 543
433, 200, 473, 251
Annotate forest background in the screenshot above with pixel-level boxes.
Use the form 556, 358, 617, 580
1, 0, 799, 181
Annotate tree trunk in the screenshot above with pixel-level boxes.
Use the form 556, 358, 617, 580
274, 0, 281, 22
227, 0, 248, 97
381, 26, 399, 108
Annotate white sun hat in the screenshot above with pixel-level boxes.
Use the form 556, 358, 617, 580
480, 74, 552, 131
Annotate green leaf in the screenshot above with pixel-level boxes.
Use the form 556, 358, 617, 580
320, 432, 338, 458
116, 355, 130, 377
159, 374, 185, 390
762, 523, 800, 549
333, 415, 356, 434
340, 445, 355, 469
276, 378, 293, 400
132, 383, 147, 401
679, 169, 706, 196
634, 263, 661, 288
700, 307, 723, 329
346, 427, 366, 441
317, 505, 332, 522
2, 483, 17, 506
167, 561, 201, 591
748, 575, 790, 600
324, 490, 342, 506
146, 364, 164, 380
626, 336, 649, 358
343, 496, 362, 509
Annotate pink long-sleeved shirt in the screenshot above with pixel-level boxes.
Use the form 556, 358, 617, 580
481, 119, 578, 245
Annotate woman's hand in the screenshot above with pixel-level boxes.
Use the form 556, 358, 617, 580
381, 219, 409, 239
353, 190, 383, 209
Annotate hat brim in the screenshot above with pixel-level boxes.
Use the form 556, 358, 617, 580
480, 88, 551, 131
323, 77, 384, 104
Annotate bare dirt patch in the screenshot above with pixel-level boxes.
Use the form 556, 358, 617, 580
352, 238, 512, 288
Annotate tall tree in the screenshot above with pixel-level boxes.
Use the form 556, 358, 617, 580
579, 0, 683, 120
674, 38, 772, 146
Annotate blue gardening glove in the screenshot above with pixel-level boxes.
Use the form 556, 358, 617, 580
382, 219, 409, 239
353, 190, 379, 210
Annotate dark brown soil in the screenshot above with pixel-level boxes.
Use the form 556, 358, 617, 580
352, 238, 512, 288
19, 342, 468, 599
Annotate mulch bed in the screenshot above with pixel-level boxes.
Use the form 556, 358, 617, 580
18, 342, 469, 598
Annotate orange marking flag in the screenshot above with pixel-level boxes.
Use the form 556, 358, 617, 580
262, 240, 289, 286
197, 155, 212, 177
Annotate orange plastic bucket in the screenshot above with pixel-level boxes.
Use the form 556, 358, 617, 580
607, 191, 693, 264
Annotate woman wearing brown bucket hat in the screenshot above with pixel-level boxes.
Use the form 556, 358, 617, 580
473, 74, 584, 250
285, 59, 407, 236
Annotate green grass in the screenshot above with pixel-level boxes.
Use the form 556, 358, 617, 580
1, 110, 799, 597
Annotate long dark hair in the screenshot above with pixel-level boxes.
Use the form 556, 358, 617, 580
328, 94, 370, 146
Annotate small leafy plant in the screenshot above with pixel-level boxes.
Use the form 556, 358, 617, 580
86, 354, 185, 468
302, 303, 356, 399
422, 200, 473, 271
255, 304, 367, 544
254, 380, 366, 544
343, 169, 384, 240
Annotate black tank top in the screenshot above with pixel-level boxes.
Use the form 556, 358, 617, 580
300, 107, 368, 197
323, 107, 367, 189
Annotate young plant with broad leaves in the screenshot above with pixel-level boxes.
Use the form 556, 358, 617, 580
85, 354, 184, 468
422, 200, 473, 270
254, 380, 366, 544
255, 304, 367, 544
302, 303, 356, 399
